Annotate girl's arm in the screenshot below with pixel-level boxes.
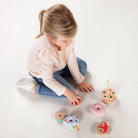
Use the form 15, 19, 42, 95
66, 41, 84, 84
66, 43, 94, 93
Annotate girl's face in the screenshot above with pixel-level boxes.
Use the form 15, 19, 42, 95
45, 33, 74, 48
54, 37, 73, 47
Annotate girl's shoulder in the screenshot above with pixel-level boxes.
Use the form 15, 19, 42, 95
32, 34, 48, 46
30, 34, 51, 51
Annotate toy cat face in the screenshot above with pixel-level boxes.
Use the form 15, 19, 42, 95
64, 115, 79, 124
63, 115, 79, 129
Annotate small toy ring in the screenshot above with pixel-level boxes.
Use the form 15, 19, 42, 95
92, 103, 105, 115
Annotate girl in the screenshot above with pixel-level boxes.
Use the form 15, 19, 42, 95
17, 4, 94, 106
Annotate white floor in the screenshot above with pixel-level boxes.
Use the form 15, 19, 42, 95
0, 0, 138, 138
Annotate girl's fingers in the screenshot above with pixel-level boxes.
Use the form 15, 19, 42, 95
85, 87, 91, 93
77, 98, 81, 103
88, 84, 94, 89
74, 98, 81, 106
81, 88, 86, 92
70, 96, 82, 106
88, 86, 94, 91
88, 82, 93, 86
91, 86, 94, 91
72, 101, 75, 106
75, 101, 79, 105
70, 101, 73, 105
80, 83, 94, 92
81, 86, 92, 93
81, 87, 89, 92
71, 101, 78, 106
81, 86, 91, 93
77, 96, 81, 102
87, 87, 92, 93
79, 87, 83, 91
70, 100, 76, 106
88, 85, 93, 88
88, 83, 94, 89
92, 88, 94, 92
76, 98, 81, 104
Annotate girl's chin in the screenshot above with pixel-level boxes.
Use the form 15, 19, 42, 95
56, 44, 69, 49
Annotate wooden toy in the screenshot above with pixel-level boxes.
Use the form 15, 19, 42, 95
97, 121, 110, 135
55, 111, 66, 122
101, 80, 116, 104
55, 111, 80, 131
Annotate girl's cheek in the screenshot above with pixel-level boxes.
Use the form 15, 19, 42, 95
68, 41, 72, 45
64, 41, 71, 46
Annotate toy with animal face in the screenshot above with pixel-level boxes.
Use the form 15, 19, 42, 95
101, 80, 116, 104
97, 121, 109, 135
55, 111, 79, 131
63, 115, 79, 130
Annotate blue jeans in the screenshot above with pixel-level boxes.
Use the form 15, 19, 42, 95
29, 57, 87, 98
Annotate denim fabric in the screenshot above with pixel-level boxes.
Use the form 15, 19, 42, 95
29, 57, 87, 98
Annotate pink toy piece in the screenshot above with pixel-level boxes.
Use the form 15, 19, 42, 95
92, 103, 105, 115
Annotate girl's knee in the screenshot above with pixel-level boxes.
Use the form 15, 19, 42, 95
77, 58, 87, 75
82, 61, 87, 75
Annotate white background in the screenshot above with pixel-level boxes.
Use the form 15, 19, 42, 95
0, 0, 138, 138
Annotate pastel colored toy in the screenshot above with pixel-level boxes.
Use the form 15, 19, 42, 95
92, 103, 105, 115
55, 111, 80, 131
55, 111, 66, 122
63, 115, 79, 130
97, 121, 109, 135
101, 80, 116, 104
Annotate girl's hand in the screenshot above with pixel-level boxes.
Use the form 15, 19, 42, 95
63, 88, 81, 106
78, 81, 94, 93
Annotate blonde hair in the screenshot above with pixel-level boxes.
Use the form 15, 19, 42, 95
35, 4, 77, 39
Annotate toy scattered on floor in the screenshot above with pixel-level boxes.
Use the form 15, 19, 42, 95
97, 121, 110, 135
55, 111, 66, 122
101, 80, 116, 104
55, 111, 80, 131
92, 103, 105, 115
54, 80, 116, 133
